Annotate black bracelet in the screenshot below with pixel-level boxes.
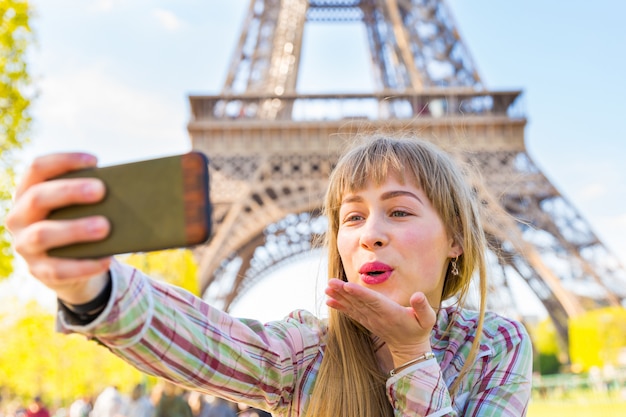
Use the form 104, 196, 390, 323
58, 273, 112, 325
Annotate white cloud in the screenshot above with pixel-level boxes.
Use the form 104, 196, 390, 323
616, 213, 626, 226
26, 63, 190, 166
90, 0, 117, 12
152, 8, 183, 31
592, 212, 626, 266
578, 182, 608, 201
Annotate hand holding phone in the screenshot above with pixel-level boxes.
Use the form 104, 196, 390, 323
47, 152, 212, 258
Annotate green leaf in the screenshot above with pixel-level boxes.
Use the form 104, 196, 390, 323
0, 0, 35, 281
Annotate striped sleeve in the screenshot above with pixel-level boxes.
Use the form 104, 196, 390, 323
57, 259, 325, 412
460, 317, 533, 416
386, 357, 454, 417
385, 310, 532, 416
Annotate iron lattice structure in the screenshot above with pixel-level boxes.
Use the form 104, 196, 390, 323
188, 0, 626, 346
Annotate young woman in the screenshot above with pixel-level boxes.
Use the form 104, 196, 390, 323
6, 136, 532, 416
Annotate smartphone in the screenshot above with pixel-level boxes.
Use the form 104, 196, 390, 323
47, 151, 212, 258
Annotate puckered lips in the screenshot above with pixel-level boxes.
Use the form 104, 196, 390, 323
359, 261, 393, 285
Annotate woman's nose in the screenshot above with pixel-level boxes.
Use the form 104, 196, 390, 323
359, 216, 388, 249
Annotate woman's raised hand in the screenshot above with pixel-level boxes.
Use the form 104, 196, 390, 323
5, 152, 112, 304
325, 278, 436, 368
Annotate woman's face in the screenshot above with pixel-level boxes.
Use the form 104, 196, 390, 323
337, 175, 461, 307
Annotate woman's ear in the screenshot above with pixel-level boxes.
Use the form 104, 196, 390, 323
448, 239, 463, 259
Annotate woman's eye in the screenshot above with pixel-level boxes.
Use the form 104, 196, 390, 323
390, 210, 409, 217
344, 214, 364, 222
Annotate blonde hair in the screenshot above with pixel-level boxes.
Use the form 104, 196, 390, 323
304, 136, 488, 417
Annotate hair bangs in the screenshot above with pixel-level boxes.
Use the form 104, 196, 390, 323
333, 139, 424, 199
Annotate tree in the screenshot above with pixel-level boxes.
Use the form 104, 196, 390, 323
0, 0, 34, 279
0, 297, 152, 406
530, 317, 564, 375
569, 307, 626, 372
122, 249, 201, 296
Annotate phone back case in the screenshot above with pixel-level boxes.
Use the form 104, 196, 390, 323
47, 152, 212, 258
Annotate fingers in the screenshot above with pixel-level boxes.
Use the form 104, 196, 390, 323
27, 258, 112, 305
5, 152, 112, 291
7, 178, 106, 231
326, 279, 436, 328
325, 278, 405, 330
325, 278, 378, 312
28, 256, 111, 286
7, 151, 103, 232
13, 152, 98, 200
325, 279, 436, 352
12, 216, 110, 259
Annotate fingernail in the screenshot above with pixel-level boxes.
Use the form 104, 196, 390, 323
79, 153, 97, 166
87, 217, 108, 234
82, 181, 105, 197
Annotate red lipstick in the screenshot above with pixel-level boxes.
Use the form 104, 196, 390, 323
359, 262, 393, 285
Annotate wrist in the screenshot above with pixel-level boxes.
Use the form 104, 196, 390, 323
389, 352, 436, 377
390, 341, 433, 369
58, 273, 112, 325
57, 271, 110, 305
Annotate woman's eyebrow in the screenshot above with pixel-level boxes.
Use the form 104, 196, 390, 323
341, 195, 363, 205
381, 190, 424, 205
341, 190, 423, 205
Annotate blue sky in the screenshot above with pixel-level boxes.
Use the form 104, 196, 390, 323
12, 0, 625, 319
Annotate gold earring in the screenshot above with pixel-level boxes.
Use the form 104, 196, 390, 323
451, 256, 459, 276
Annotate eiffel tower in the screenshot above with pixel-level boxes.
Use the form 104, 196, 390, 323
187, 0, 626, 347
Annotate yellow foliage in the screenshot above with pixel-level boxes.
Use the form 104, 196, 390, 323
0, 0, 35, 280
569, 306, 626, 372
0, 248, 201, 405
121, 248, 200, 296
0, 299, 152, 405
530, 318, 560, 354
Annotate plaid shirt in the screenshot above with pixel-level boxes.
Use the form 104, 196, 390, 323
58, 260, 532, 416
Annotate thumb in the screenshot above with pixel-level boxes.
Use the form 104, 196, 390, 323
410, 292, 437, 330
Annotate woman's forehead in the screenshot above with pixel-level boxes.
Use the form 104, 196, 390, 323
340, 170, 421, 194
339, 173, 423, 201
